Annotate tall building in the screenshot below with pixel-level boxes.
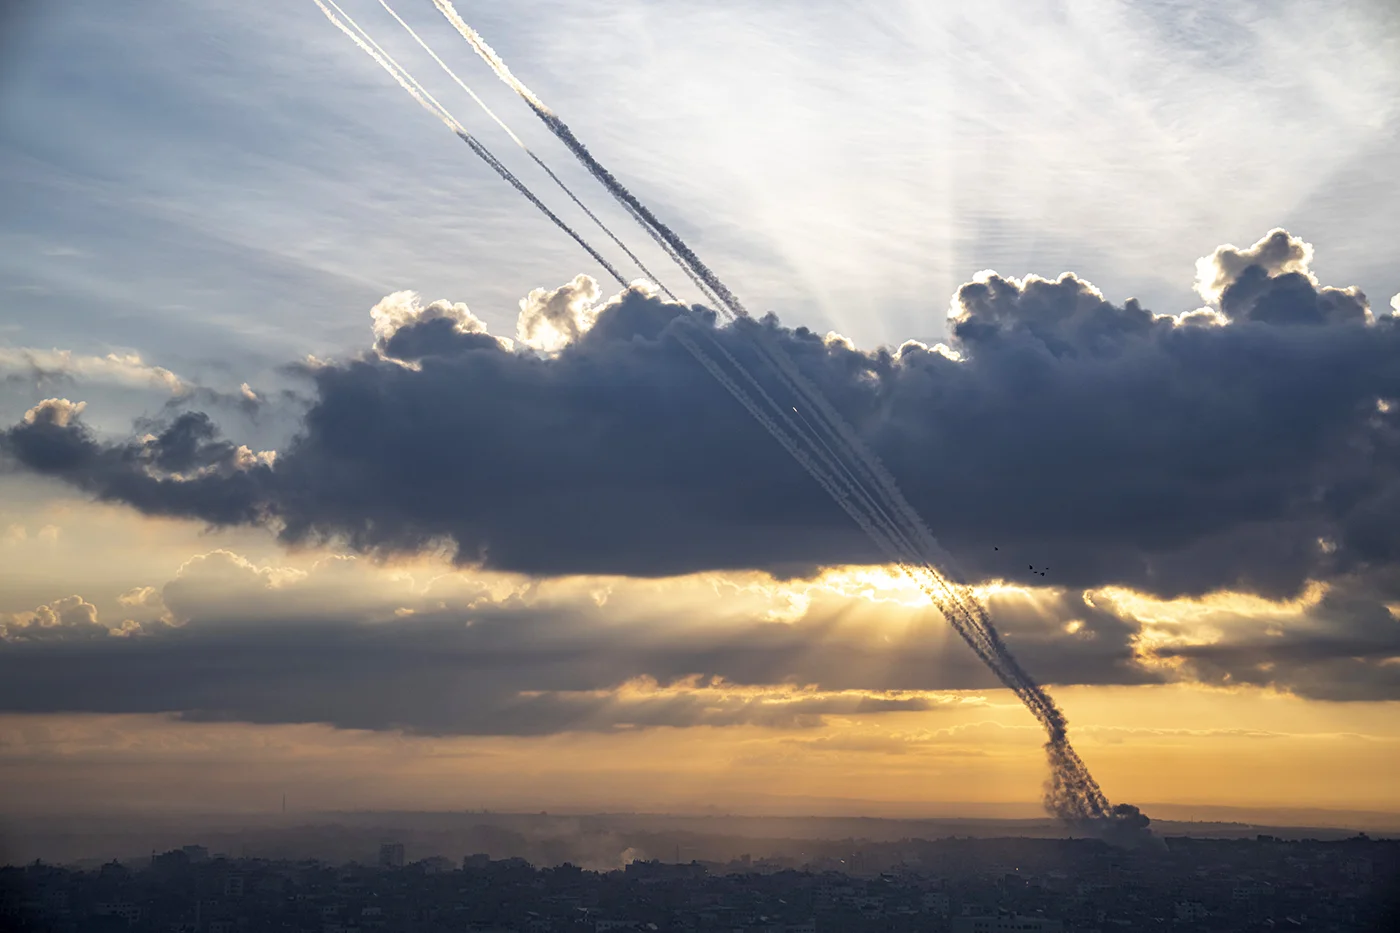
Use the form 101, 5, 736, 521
378, 843, 405, 868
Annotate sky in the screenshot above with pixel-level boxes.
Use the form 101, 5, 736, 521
1, 0, 1399, 825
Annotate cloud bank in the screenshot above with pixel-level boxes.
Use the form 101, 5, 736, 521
6, 230, 1400, 605
0, 551, 1082, 734
0, 541, 1395, 736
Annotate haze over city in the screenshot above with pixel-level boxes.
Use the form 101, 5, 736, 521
2, 0, 1400, 874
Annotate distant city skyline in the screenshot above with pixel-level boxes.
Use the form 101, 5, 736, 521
5, 825, 1396, 931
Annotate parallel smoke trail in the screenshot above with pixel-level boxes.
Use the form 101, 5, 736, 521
311, 7, 830, 549
428, 0, 997, 621
303, 4, 1029, 808
372, 0, 679, 300
426, 0, 1021, 683
429, 1, 1117, 823
429, 0, 1031, 683
312, 0, 630, 289
677, 331, 1055, 779
428, 0, 550, 112
302, 0, 1125, 826
316, 2, 979, 646
682, 324, 1102, 814
430, 0, 743, 316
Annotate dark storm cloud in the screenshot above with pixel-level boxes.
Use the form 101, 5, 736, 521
3, 400, 273, 525
5, 231, 1400, 602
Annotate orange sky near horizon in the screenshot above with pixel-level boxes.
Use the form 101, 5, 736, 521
2, 482, 1398, 827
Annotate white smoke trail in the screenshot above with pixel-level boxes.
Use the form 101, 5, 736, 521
326, 2, 948, 696
426, 1, 982, 638
428, 3, 1118, 822
305, 6, 891, 674
311, 3, 904, 596
430, 0, 551, 112
388, 0, 1121, 824
375, 0, 523, 145
430, 1, 737, 316
311, 0, 631, 289
315, 5, 1035, 721
426, 1, 958, 609
315, 0, 455, 134
372, 0, 677, 298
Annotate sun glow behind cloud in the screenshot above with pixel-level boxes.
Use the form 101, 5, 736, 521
0, 479, 1380, 689
0, 483, 1398, 817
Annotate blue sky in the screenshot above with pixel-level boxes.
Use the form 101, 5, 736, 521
3, 0, 1396, 397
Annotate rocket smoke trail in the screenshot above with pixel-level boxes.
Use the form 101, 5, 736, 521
427, 0, 1024, 658
311, 0, 631, 290
313, 1, 1147, 838
371, 0, 680, 301
429, 0, 744, 317
428, 1, 1146, 835
425, 2, 1016, 660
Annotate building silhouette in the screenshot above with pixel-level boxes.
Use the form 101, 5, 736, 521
377, 842, 405, 868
